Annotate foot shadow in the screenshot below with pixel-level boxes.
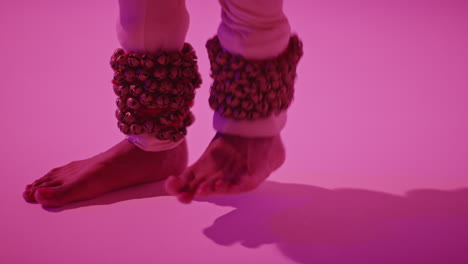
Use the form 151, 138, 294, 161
43, 180, 169, 212
196, 181, 468, 264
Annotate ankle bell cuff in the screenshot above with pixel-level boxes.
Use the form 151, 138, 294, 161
206, 34, 303, 121
110, 43, 202, 142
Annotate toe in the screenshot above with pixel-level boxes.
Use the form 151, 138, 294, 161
25, 177, 62, 203
22, 189, 37, 203
175, 169, 198, 194
194, 180, 215, 198
212, 178, 230, 194
35, 187, 66, 208
188, 174, 209, 195
177, 169, 218, 202
177, 192, 193, 204
173, 169, 203, 203
179, 170, 195, 185
165, 175, 184, 195
32, 177, 50, 188
36, 180, 62, 189
185, 161, 226, 197
31, 171, 56, 187
194, 173, 223, 198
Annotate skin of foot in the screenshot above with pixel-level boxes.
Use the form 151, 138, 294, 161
23, 138, 187, 208
165, 133, 285, 203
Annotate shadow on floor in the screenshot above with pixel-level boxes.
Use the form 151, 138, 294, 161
44, 180, 468, 264
197, 181, 468, 264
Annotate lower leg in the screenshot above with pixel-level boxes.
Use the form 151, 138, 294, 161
166, 0, 302, 203
23, 0, 193, 207
117, 0, 189, 53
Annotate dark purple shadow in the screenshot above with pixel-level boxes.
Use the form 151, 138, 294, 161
196, 181, 468, 264
41, 179, 468, 264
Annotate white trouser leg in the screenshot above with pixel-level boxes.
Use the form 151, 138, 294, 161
116, 0, 190, 151
214, 0, 293, 137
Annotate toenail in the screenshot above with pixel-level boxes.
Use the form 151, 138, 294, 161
37, 188, 54, 199
179, 192, 191, 200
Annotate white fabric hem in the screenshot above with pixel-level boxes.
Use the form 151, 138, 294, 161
213, 111, 287, 137
127, 133, 185, 152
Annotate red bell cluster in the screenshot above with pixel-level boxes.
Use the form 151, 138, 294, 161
110, 43, 202, 142
206, 35, 303, 120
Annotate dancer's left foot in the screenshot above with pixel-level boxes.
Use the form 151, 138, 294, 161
165, 133, 285, 203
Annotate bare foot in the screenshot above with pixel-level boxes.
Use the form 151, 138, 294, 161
165, 133, 285, 203
23, 139, 187, 207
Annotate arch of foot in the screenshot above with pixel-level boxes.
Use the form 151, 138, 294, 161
212, 0, 303, 137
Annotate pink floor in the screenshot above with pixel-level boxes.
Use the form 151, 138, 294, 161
1, 0, 468, 263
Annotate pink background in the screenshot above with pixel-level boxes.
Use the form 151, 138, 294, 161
1, 0, 467, 263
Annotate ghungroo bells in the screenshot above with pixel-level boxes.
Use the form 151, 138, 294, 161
110, 43, 202, 141
206, 35, 303, 120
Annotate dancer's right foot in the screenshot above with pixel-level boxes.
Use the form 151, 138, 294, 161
23, 139, 187, 208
